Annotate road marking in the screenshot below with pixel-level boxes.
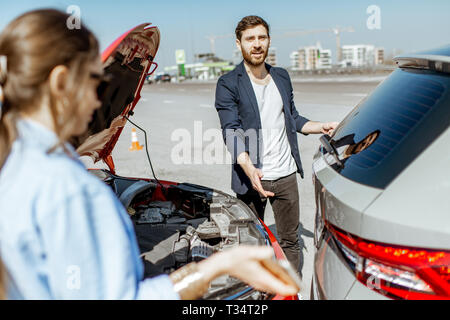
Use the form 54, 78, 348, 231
163, 100, 175, 104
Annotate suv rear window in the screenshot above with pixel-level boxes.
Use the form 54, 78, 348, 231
325, 68, 450, 189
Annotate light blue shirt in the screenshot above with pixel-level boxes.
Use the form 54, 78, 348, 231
0, 118, 180, 300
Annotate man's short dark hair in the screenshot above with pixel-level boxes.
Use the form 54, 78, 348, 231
235, 15, 270, 41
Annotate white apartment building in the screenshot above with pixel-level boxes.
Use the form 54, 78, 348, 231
374, 47, 384, 65
290, 43, 332, 71
290, 51, 300, 70
318, 49, 332, 69
340, 45, 385, 67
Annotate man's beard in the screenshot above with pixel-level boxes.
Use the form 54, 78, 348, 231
242, 47, 268, 67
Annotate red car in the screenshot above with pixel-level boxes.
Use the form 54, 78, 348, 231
72, 23, 298, 300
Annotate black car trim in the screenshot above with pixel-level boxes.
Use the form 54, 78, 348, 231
394, 54, 450, 74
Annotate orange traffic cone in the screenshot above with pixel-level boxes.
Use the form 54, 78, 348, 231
129, 128, 143, 151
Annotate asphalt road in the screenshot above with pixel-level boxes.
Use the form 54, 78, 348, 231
110, 77, 382, 299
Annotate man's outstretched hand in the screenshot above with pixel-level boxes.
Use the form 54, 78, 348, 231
320, 121, 340, 135
301, 120, 340, 135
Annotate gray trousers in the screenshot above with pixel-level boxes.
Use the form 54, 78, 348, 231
237, 173, 300, 271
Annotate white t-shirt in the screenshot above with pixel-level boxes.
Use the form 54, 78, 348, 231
251, 78, 297, 180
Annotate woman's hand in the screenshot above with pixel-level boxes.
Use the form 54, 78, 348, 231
197, 246, 300, 297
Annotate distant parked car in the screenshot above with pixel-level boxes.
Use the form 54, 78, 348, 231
155, 73, 171, 83
311, 45, 450, 300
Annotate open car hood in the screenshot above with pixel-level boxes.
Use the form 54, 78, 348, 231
72, 23, 160, 173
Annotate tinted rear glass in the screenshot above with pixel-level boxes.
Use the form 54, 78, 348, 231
324, 68, 450, 189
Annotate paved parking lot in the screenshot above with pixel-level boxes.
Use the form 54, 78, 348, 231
110, 77, 382, 299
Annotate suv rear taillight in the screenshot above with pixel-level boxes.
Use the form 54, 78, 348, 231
327, 223, 450, 300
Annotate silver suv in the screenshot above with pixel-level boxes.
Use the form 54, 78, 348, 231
311, 46, 450, 300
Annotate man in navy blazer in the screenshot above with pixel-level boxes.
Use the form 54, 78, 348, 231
215, 16, 338, 271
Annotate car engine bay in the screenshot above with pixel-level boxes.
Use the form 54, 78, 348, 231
91, 169, 274, 300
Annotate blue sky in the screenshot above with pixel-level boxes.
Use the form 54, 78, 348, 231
1, 0, 449, 68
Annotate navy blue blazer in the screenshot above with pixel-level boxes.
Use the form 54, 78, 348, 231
215, 61, 310, 195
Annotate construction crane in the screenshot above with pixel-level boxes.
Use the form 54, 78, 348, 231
276, 26, 355, 63
205, 34, 234, 55
331, 27, 355, 62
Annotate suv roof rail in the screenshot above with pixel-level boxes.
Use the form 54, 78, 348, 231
394, 53, 450, 74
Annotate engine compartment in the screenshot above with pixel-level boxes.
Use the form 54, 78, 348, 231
91, 169, 273, 300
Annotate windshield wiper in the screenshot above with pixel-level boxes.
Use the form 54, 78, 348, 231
319, 134, 344, 168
